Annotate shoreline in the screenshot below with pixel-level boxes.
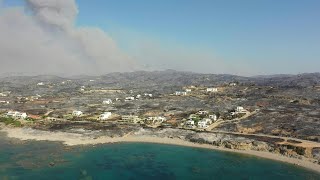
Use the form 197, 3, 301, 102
1, 127, 320, 173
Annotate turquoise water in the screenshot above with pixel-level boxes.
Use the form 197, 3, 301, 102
0, 134, 319, 180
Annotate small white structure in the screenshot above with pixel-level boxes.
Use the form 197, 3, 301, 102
198, 119, 212, 128
206, 88, 218, 92
6, 111, 27, 119
72, 110, 83, 117
0, 100, 9, 104
236, 106, 246, 113
37, 82, 44, 86
121, 115, 141, 124
0, 92, 10, 97
186, 120, 195, 126
146, 116, 167, 123
198, 121, 208, 129
136, 94, 142, 99
197, 110, 208, 115
185, 89, 192, 92
175, 91, 187, 96
209, 114, 217, 121
103, 99, 113, 104
144, 93, 153, 98
125, 97, 135, 101
229, 83, 237, 86
99, 112, 112, 120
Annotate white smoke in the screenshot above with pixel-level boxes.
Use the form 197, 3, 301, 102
0, 0, 139, 76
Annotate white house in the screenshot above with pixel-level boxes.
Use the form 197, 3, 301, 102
186, 120, 195, 126
209, 114, 217, 121
72, 110, 83, 117
198, 119, 212, 129
136, 94, 142, 99
185, 89, 192, 92
99, 112, 112, 120
146, 116, 167, 123
198, 121, 208, 129
0, 101, 9, 104
206, 88, 218, 92
6, 111, 27, 119
175, 91, 187, 96
37, 82, 44, 86
229, 83, 237, 86
125, 97, 135, 101
197, 110, 208, 115
103, 99, 113, 104
236, 106, 246, 113
144, 93, 153, 98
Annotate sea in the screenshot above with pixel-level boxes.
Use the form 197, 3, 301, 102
0, 132, 319, 180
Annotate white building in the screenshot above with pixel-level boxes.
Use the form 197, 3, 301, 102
175, 91, 187, 96
121, 115, 142, 124
236, 106, 246, 113
229, 83, 237, 86
209, 114, 217, 121
6, 111, 27, 119
0, 101, 9, 104
144, 93, 153, 98
198, 119, 212, 128
136, 94, 142, 99
37, 82, 44, 86
125, 97, 135, 101
99, 112, 112, 120
185, 89, 192, 92
72, 110, 83, 117
146, 116, 167, 123
103, 99, 113, 104
198, 121, 208, 129
206, 88, 218, 92
197, 110, 208, 115
186, 120, 195, 126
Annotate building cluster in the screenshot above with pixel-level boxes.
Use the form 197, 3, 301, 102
6, 111, 28, 119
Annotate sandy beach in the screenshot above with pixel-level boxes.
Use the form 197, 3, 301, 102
1, 127, 320, 173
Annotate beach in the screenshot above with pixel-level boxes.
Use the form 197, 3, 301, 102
1, 127, 320, 173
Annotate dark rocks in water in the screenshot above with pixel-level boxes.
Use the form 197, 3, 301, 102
49, 162, 55, 167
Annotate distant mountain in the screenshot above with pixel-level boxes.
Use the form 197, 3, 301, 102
0, 70, 319, 88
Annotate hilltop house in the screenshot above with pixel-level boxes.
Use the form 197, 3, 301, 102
6, 111, 27, 119
72, 110, 83, 117
185, 89, 192, 92
99, 112, 112, 120
206, 88, 218, 92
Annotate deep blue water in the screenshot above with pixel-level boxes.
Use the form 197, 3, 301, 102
0, 134, 319, 180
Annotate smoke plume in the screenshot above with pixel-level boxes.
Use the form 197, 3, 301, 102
0, 0, 139, 76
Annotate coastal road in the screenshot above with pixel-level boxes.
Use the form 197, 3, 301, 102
209, 130, 320, 148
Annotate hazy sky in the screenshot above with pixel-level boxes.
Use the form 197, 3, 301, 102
1, 0, 320, 76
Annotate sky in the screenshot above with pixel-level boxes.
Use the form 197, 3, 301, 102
0, 0, 319, 76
